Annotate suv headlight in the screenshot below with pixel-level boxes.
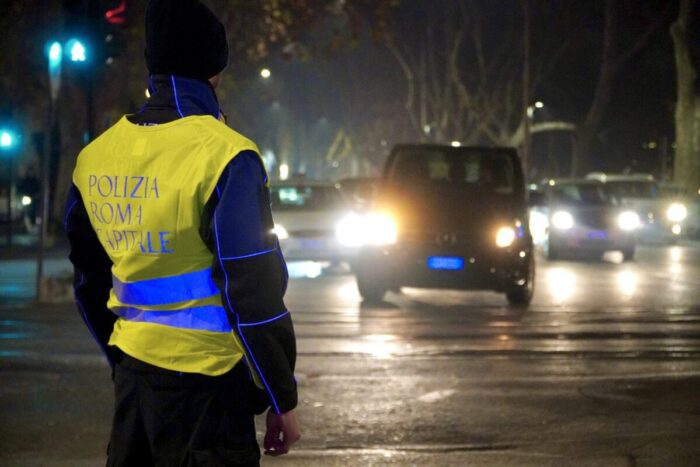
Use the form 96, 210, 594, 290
337, 212, 398, 247
551, 211, 574, 230
617, 211, 640, 231
496, 226, 516, 248
667, 203, 687, 222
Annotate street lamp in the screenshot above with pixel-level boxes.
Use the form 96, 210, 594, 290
260, 68, 271, 79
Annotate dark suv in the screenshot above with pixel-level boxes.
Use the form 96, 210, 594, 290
351, 144, 534, 305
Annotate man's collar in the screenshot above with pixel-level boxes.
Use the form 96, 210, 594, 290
144, 74, 220, 119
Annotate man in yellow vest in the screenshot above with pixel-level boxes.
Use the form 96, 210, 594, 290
64, 1, 299, 464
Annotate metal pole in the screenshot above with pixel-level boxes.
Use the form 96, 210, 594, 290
36, 97, 54, 302
7, 156, 13, 247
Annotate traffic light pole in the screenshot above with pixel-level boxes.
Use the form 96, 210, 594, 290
36, 93, 55, 302
6, 156, 13, 247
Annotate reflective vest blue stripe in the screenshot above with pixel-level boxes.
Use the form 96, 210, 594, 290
112, 268, 220, 306
113, 305, 232, 333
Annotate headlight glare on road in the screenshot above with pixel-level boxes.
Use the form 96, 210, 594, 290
272, 224, 289, 240
336, 212, 397, 247
617, 211, 640, 231
495, 226, 516, 248
666, 203, 687, 222
551, 211, 574, 230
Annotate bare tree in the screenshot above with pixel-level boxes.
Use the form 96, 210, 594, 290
671, 0, 700, 191
571, 0, 671, 176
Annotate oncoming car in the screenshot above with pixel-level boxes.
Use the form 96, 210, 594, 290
529, 179, 638, 260
343, 144, 534, 305
585, 173, 688, 242
270, 181, 355, 263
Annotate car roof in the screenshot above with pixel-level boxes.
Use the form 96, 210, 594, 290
585, 172, 655, 182
543, 178, 604, 187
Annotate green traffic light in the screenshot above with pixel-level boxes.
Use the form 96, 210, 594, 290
0, 130, 15, 150
66, 39, 87, 62
48, 42, 63, 67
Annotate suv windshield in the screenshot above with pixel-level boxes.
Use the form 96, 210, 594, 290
551, 184, 619, 206
271, 185, 345, 211
388, 147, 516, 194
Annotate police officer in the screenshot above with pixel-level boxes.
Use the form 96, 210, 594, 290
64, 1, 299, 465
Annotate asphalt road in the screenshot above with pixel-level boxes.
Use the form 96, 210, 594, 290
1, 243, 700, 466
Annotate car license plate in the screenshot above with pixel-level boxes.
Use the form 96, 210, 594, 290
301, 239, 326, 250
587, 230, 608, 240
427, 256, 464, 271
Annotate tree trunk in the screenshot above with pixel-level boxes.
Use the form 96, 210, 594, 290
571, 0, 617, 177
672, 0, 700, 191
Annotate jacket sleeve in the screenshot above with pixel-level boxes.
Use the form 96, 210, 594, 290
65, 184, 117, 367
201, 150, 297, 414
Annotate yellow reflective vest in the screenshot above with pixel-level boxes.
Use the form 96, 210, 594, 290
73, 115, 260, 375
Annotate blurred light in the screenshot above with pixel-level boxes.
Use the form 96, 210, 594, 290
669, 246, 682, 262
363, 334, 398, 359
666, 203, 687, 222
617, 270, 638, 297
529, 210, 548, 244
672, 224, 682, 235
145, 88, 151, 98
272, 224, 289, 240
617, 211, 640, 231
534, 101, 544, 108
67, 39, 87, 62
648, 141, 657, 149
423, 125, 431, 134
0, 131, 14, 149
548, 179, 556, 186
495, 226, 516, 248
551, 211, 574, 230
260, 68, 271, 79
336, 212, 397, 247
547, 267, 576, 303
21, 196, 31, 206
48, 42, 62, 66
336, 213, 364, 247
279, 163, 289, 180
286, 261, 323, 279
450, 141, 461, 147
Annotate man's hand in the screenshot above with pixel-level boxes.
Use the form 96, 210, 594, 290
264, 408, 301, 456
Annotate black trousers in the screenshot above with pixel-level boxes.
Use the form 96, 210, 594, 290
107, 351, 260, 467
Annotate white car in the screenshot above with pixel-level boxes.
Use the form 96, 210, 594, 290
270, 181, 356, 263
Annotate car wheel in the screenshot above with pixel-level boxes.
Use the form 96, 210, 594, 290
506, 255, 535, 306
356, 274, 388, 303
622, 246, 635, 262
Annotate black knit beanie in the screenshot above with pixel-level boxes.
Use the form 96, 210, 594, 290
145, 0, 228, 81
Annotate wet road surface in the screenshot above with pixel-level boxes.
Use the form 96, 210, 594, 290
1, 243, 700, 465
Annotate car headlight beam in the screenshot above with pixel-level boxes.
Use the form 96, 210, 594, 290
667, 203, 687, 222
551, 211, 574, 230
617, 211, 640, 231
336, 212, 397, 247
496, 226, 516, 248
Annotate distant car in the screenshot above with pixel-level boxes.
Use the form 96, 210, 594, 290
585, 173, 688, 242
529, 179, 638, 261
270, 181, 355, 262
344, 144, 534, 305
